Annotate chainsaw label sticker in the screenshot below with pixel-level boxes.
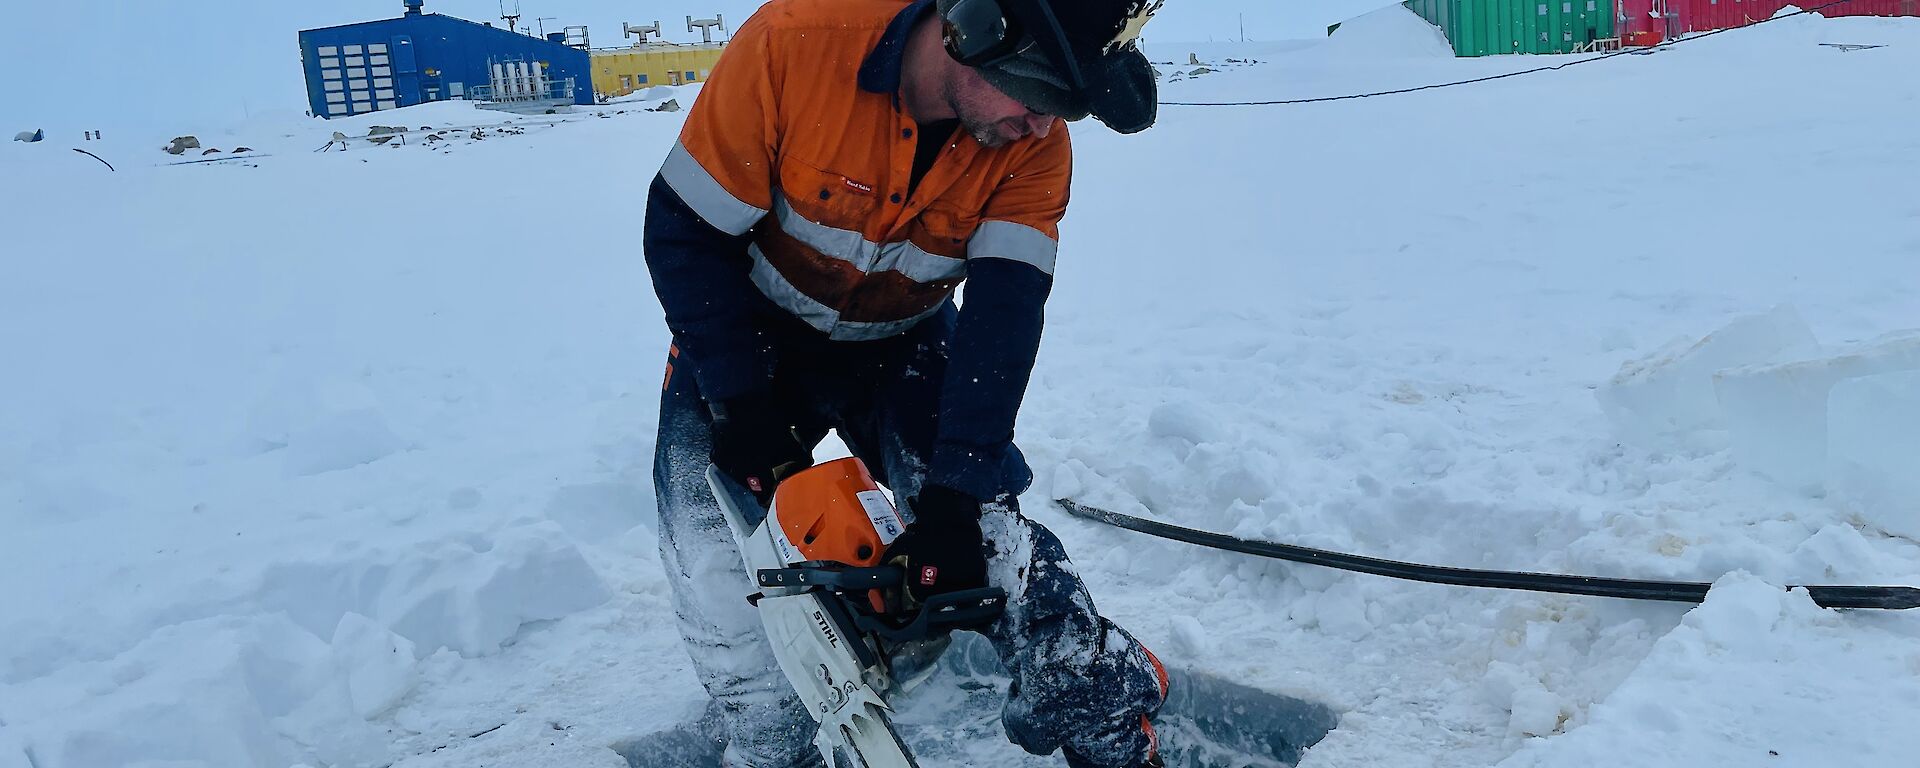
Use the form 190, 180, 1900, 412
767, 509, 801, 565
857, 490, 903, 546
920, 565, 939, 586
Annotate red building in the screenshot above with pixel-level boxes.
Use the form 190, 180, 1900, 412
1619, 0, 1919, 46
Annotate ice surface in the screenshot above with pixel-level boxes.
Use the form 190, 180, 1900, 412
1716, 332, 1920, 494
1597, 306, 1820, 453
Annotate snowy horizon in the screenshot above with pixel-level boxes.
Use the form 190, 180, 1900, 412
0, 0, 1403, 132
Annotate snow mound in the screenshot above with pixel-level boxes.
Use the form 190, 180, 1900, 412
1319, 5, 1456, 59
249, 522, 611, 659
4, 615, 395, 768
607, 84, 699, 105
610, 84, 695, 104
1499, 573, 1920, 768
0, 523, 609, 767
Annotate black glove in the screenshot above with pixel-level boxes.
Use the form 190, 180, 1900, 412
885, 485, 990, 605
709, 394, 811, 505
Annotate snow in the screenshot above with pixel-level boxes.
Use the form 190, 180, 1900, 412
1317, 4, 1459, 60
1500, 574, 1920, 768
5, 5, 1920, 768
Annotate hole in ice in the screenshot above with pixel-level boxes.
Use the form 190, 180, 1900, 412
609, 635, 1339, 767
609, 699, 725, 768
899, 634, 1340, 767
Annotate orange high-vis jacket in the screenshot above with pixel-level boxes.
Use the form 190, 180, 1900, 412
658, 0, 1069, 342
646, 0, 1072, 500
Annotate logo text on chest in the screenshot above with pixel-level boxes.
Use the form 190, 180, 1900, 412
841, 177, 876, 197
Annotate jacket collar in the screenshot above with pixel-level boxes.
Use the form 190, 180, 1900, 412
858, 0, 937, 97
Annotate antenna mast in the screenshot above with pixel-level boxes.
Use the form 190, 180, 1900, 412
499, 1, 522, 34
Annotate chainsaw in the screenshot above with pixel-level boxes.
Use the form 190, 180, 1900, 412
708, 458, 1008, 768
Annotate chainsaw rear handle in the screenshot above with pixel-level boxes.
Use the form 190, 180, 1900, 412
852, 587, 1007, 643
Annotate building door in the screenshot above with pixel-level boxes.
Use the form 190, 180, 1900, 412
392, 35, 423, 104
1652, 0, 1678, 38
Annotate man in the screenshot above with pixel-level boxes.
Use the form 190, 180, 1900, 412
644, 0, 1168, 765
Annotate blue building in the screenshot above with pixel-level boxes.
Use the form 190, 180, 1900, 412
298, 0, 592, 119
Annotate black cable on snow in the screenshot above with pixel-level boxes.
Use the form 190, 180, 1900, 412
1161, 0, 1867, 107
1054, 499, 1920, 610
72, 148, 115, 171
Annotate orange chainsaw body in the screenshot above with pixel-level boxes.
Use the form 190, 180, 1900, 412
769, 457, 907, 612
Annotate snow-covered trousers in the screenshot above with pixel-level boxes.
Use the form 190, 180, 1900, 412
652, 308, 1166, 768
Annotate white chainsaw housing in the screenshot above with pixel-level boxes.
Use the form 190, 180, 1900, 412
707, 466, 918, 768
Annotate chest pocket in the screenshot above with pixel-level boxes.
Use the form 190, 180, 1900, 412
913, 202, 981, 260
775, 155, 883, 238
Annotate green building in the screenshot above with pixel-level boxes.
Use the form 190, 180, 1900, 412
1403, 0, 1619, 56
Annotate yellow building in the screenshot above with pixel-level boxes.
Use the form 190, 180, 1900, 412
590, 43, 728, 100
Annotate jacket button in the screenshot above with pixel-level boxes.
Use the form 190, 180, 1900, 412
819, 189, 831, 200
890, 193, 902, 204
902, 128, 913, 139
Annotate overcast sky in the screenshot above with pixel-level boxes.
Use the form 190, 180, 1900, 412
0, 1, 1402, 130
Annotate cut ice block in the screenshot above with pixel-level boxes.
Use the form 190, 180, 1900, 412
1715, 332, 1920, 496
1598, 306, 1820, 452
1828, 369, 1920, 539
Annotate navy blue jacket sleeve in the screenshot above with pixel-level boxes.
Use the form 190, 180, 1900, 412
927, 257, 1052, 501
642, 172, 774, 403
